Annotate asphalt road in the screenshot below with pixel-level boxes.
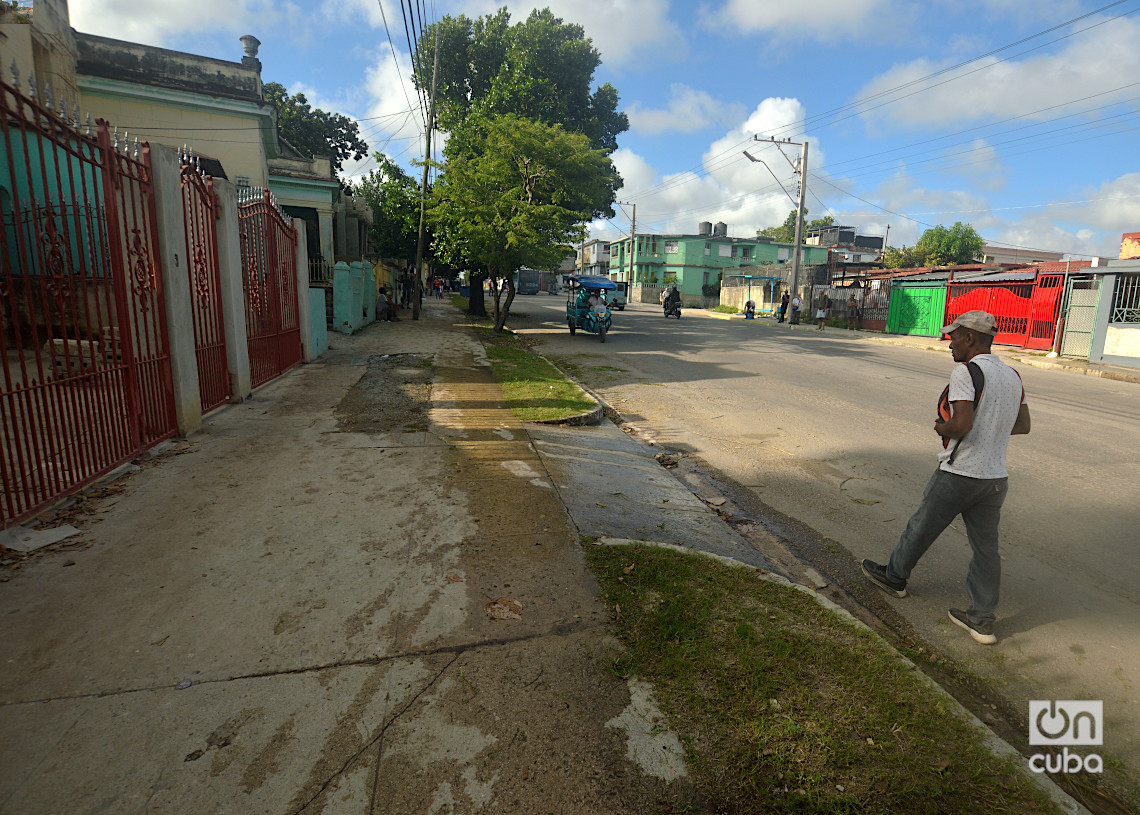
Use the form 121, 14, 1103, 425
511, 294, 1140, 785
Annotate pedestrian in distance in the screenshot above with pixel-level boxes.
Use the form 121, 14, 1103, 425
815, 289, 829, 330
860, 310, 1031, 645
778, 291, 790, 323
846, 293, 860, 330
789, 294, 802, 325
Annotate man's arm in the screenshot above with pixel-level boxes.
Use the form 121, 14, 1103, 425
935, 400, 974, 439
1011, 403, 1031, 435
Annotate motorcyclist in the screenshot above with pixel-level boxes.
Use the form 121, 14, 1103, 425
663, 285, 681, 315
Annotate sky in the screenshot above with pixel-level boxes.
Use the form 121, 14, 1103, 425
68, 0, 1140, 259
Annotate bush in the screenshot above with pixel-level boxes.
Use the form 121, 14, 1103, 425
712, 304, 739, 314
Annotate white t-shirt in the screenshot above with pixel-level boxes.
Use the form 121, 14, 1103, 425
939, 354, 1026, 480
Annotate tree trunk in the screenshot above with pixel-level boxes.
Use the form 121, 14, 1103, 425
494, 276, 516, 333
468, 273, 487, 317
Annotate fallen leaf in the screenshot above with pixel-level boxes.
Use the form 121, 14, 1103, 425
933, 758, 951, 771
851, 498, 880, 505
596, 503, 607, 508
447, 575, 463, 583
866, 737, 875, 745
484, 597, 522, 621
622, 564, 635, 575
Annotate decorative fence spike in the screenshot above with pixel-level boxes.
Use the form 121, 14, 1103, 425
85, 113, 93, 136
28, 71, 36, 99
113, 126, 119, 150
44, 80, 54, 110
72, 104, 80, 126
133, 136, 140, 158
8, 59, 18, 90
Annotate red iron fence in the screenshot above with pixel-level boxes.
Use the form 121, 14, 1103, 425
945, 273, 1064, 349
238, 188, 300, 389
180, 152, 229, 412
1, 78, 175, 527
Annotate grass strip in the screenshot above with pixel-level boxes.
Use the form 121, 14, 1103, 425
712, 304, 740, 313
485, 345, 597, 422
587, 543, 1059, 815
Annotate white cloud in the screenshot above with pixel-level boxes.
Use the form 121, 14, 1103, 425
626, 85, 745, 135
935, 138, 1008, 192
70, 0, 299, 47
855, 16, 1140, 130
706, 0, 894, 40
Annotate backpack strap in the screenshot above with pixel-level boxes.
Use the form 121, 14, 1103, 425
947, 361, 985, 465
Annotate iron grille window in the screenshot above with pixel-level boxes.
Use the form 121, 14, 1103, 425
665, 240, 679, 254
1112, 274, 1140, 323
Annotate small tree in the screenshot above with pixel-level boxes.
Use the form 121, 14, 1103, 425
430, 114, 619, 332
757, 209, 834, 243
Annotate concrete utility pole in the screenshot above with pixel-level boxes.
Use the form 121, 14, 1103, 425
627, 203, 636, 284
412, 24, 441, 321
791, 140, 809, 305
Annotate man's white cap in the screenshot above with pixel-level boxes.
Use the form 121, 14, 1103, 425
942, 310, 997, 335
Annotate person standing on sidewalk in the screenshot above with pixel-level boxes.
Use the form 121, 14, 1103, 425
860, 311, 1031, 645
846, 293, 860, 330
778, 291, 790, 323
789, 294, 802, 325
815, 289, 830, 330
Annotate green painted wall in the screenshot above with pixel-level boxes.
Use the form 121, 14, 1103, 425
885, 286, 947, 336
608, 234, 829, 296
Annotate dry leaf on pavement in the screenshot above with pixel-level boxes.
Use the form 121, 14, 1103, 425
484, 597, 522, 620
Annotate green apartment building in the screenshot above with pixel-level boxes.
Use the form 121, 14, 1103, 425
607, 222, 830, 297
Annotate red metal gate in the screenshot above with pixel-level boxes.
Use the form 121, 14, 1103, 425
945, 273, 1064, 349
180, 152, 229, 412
1, 79, 175, 527
238, 189, 300, 388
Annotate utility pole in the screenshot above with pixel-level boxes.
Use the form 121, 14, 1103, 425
412, 23, 441, 321
790, 140, 809, 310
626, 203, 636, 284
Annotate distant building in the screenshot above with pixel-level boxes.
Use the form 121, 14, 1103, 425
980, 244, 1063, 265
575, 238, 611, 277
608, 221, 829, 298
1120, 232, 1140, 260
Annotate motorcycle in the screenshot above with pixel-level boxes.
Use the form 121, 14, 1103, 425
664, 300, 682, 319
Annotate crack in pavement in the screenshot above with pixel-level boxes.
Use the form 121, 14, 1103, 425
0, 621, 600, 708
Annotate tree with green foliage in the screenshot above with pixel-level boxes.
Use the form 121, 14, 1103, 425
757, 209, 835, 243
415, 8, 628, 154
883, 222, 984, 268
264, 82, 368, 181
430, 114, 619, 332
356, 154, 421, 261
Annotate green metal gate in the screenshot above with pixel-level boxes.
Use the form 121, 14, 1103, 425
885, 285, 947, 336
1060, 278, 1100, 359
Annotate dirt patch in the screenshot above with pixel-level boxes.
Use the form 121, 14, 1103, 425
334, 354, 434, 433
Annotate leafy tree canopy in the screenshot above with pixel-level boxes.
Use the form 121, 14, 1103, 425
264, 82, 369, 177
356, 154, 422, 262
416, 8, 628, 154
430, 113, 620, 330
883, 222, 984, 268
757, 209, 835, 243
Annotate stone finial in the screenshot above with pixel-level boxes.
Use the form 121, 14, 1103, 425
240, 35, 261, 58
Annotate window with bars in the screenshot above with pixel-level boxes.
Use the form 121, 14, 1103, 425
665, 240, 679, 254
1111, 274, 1140, 323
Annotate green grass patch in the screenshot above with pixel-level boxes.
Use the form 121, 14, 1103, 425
712, 304, 740, 313
486, 345, 597, 422
449, 294, 468, 313
587, 543, 1058, 815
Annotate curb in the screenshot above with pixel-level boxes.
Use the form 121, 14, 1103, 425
530, 351, 605, 426
1013, 355, 1140, 384
594, 538, 1092, 815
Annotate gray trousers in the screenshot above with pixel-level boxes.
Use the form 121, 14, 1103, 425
887, 467, 1008, 625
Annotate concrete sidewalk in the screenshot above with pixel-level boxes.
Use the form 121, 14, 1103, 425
691, 308, 1140, 384
0, 302, 691, 814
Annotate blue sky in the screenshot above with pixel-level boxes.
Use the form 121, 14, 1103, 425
70, 0, 1140, 258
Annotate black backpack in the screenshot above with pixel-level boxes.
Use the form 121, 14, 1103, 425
936, 361, 984, 464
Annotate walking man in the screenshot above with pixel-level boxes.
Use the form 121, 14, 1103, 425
860, 311, 1031, 644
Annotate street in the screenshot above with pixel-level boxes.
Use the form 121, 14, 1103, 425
512, 294, 1140, 783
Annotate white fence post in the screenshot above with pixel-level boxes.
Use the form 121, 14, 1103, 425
213, 178, 252, 401
148, 144, 202, 435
